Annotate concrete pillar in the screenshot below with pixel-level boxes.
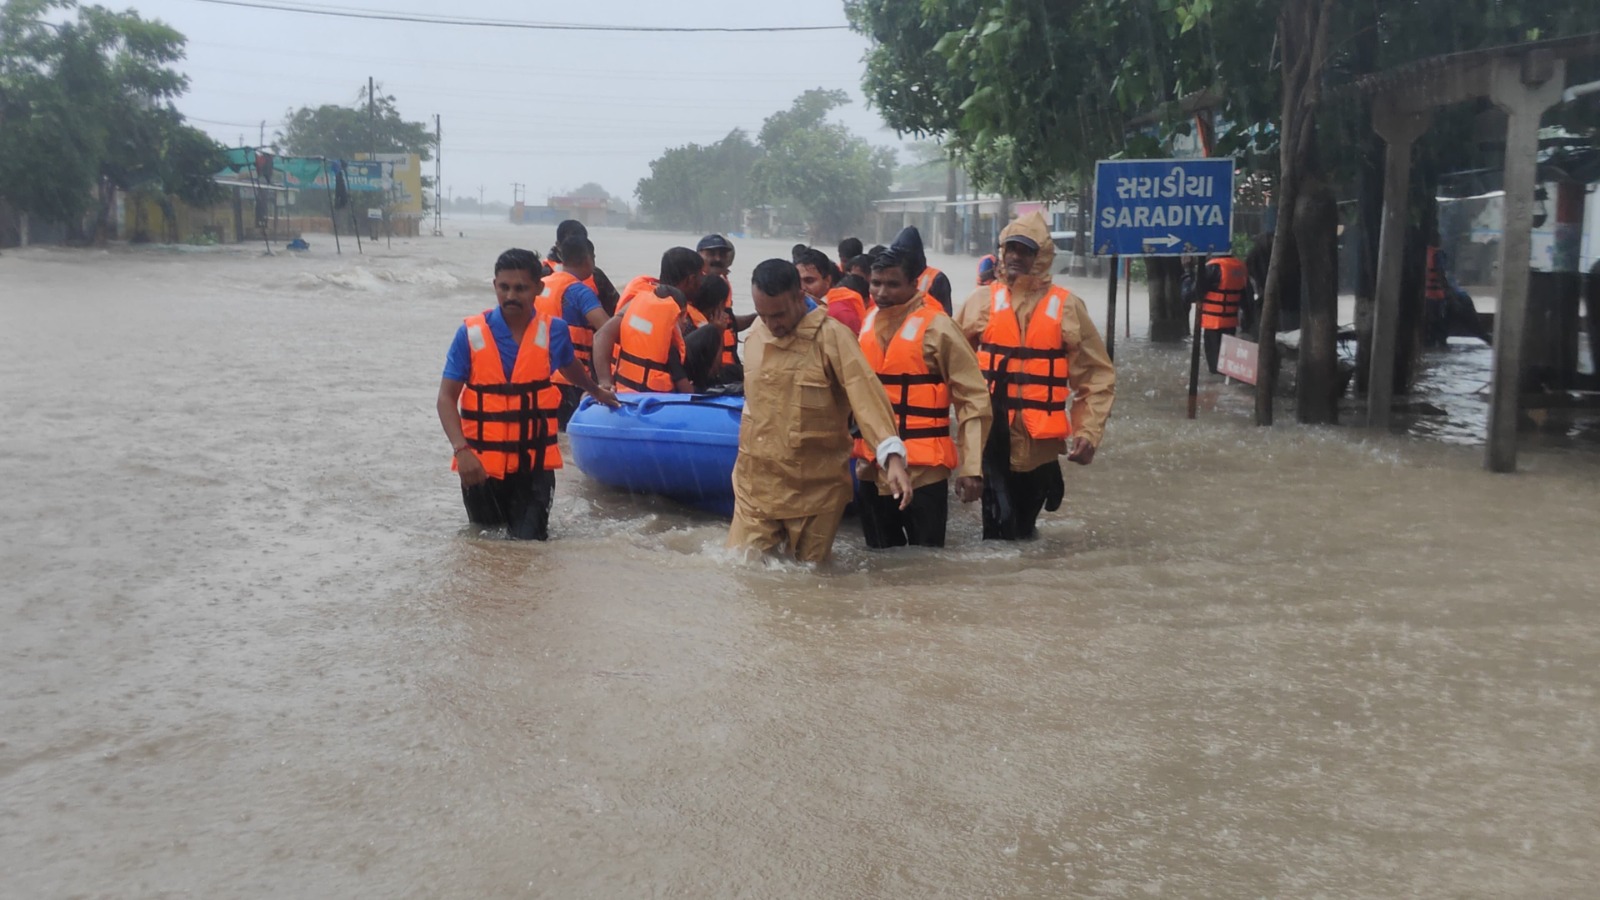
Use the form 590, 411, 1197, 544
1366, 99, 1431, 429
1486, 54, 1564, 473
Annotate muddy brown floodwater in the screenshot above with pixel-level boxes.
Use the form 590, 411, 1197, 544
3, 223, 1598, 897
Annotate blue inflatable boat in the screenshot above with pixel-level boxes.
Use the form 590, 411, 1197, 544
567, 393, 743, 516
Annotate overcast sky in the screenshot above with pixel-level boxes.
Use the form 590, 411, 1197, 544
134, 0, 914, 207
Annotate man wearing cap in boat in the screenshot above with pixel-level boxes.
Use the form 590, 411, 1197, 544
852, 241, 992, 548
697, 233, 753, 368
955, 212, 1116, 540
437, 248, 618, 540
729, 259, 914, 564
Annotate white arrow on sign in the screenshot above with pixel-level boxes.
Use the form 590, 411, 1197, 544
1142, 234, 1181, 249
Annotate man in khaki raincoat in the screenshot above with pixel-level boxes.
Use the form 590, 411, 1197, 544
729, 259, 914, 563
956, 212, 1116, 539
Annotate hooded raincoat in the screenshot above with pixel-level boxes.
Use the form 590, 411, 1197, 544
955, 212, 1116, 471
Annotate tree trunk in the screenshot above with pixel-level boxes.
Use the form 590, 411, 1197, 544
1353, 129, 1384, 396
1256, 0, 1336, 426
1147, 258, 1187, 340
1295, 172, 1340, 423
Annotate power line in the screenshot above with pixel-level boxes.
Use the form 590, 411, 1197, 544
187, 115, 286, 128
183, 0, 849, 33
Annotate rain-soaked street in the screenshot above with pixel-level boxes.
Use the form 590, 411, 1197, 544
3, 223, 1598, 897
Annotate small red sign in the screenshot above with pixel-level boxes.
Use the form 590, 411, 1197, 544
1218, 335, 1258, 384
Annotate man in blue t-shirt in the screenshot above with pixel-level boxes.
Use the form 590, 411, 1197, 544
437, 248, 618, 540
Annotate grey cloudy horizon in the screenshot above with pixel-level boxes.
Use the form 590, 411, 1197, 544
135, 0, 918, 207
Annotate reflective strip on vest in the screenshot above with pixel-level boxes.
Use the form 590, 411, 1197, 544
975, 284, 1072, 441
613, 293, 681, 393
455, 310, 563, 476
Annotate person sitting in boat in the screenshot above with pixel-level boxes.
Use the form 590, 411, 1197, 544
683, 275, 744, 393
614, 246, 703, 314
535, 234, 611, 428
796, 247, 868, 335
594, 248, 704, 394
838, 237, 864, 269
697, 233, 752, 368
544, 219, 620, 315
727, 259, 914, 564
437, 248, 618, 540
852, 245, 993, 549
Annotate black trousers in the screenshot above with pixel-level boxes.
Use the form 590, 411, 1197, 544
1203, 326, 1236, 373
982, 460, 1064, 541
461, 469, 556, 541
857, 479, 950, 548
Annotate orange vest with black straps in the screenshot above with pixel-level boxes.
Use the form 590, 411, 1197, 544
453, 310, 562, 477
851, 306, 957, 469
976, 283, 1073, 441
535, 271, 596, 386
1201, 256, 1248, 331
613, 291, 686, 393
719, 274, 739, 367
1425, 246, 1447, 301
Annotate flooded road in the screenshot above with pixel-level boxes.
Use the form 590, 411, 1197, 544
3, 224, 1598, 897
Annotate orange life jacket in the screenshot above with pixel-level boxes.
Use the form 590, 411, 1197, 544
824, 285, 869, 334
917, 266, 942, 295
534, 271, 595, 386
851, 306, 957, 469
1425, 246, 1447, 301
976, 283, 1072, 441
453, 310, 562, 477
1201, 256, 1248, 331
613, 291, 686, 393
617, 275, 658, 313
719, 274, 739, 367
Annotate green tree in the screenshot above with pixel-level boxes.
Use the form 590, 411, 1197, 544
636, 128, 760, 232
850, 0, 1600, 423
0, 0, 222, 241
751, 89, 895, 242
278, 83, 434, 161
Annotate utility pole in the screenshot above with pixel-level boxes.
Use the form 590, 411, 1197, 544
259, 120, 265, 148
433, 113, 442, 236
367, 76, 376, 158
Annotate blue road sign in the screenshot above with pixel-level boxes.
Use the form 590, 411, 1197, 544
1092, 158, 1234, 257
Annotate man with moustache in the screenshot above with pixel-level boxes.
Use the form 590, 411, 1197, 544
437, 249, 618, 540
